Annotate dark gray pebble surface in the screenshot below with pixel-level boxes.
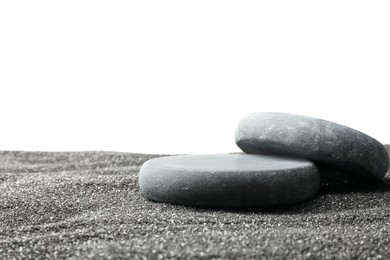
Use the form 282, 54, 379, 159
139, 154, 320, 207
235, 112, 389, 181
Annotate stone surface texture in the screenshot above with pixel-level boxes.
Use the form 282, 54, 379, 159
139, 154, 320, 207
235, 112, 389, 180
385, 144, 390, 173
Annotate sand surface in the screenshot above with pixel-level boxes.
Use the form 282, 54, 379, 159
0, 151, 389, 259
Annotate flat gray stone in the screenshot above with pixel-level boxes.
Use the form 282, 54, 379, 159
235, 112, 389, 181
138, 154, 320, 207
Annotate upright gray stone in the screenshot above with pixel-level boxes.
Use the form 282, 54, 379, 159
139, 154, 320, 207
235, 112, 389, 181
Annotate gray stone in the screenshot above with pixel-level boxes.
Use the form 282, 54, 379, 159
385, 144, 390, 174
385, 144, 390, 154
139, 154, 320, 207
235, 112, 389, 181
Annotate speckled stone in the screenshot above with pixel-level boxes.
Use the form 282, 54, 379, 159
139, 154, 320, 207
235, 112, 389, 181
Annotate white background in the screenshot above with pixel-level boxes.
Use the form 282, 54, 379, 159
0, 1, 389, 154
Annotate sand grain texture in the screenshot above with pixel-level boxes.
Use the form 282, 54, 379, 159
0, 151, 390, 259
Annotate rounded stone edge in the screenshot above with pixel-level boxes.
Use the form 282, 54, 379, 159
138, 155, 321, 208
235, 112, 389, 181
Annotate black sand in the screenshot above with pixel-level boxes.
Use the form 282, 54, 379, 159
1, 151, 389, 259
